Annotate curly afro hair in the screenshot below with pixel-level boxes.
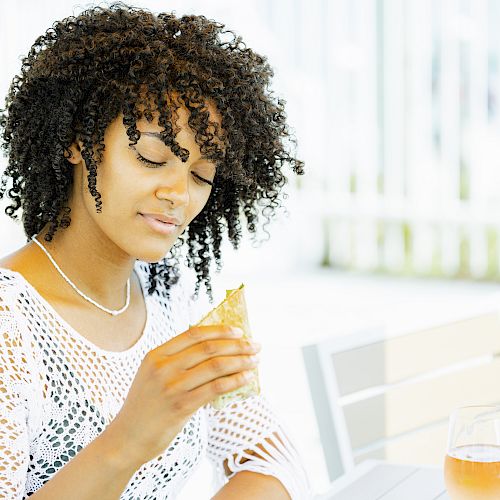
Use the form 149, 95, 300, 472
0, 2, 304, 302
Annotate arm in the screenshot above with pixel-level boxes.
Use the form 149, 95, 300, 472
29, 422, 145, 500
213, 433, 291, 499
211, 471, 291, 500
205, 397, 312, 500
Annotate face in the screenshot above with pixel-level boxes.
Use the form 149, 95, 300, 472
68, 103, 218, 263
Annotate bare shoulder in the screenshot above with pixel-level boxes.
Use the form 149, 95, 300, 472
0, 243, 37, 273
0, 242, 52, 289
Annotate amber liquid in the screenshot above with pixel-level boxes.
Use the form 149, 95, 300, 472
444, 445, 500, 500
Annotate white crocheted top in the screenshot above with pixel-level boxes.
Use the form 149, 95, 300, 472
0, 261, 311, 499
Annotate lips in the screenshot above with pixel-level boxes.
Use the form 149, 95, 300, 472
139, 213, 181, 235
140, 213, 181, 226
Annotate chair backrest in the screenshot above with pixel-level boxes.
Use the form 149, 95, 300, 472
302, 309, 500, 482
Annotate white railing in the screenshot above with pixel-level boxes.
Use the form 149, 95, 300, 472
287, 0, 500, 279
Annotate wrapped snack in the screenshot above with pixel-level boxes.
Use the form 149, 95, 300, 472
195, 284, 260, 409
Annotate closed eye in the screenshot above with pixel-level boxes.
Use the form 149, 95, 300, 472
135, 151, 165, 167
134, 151, 213, 186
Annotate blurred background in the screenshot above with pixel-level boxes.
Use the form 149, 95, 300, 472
2, 0, 500, 498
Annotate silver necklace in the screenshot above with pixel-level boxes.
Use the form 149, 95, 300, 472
30, 233, 130, 316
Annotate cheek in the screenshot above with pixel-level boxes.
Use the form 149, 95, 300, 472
187, 189, 212, 221
81, 163, 138, 216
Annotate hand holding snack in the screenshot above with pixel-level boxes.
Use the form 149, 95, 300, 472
107, 288, 261, 465
195, 284, 261, 409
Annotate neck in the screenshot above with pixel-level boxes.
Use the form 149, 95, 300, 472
34, 223, 136, 309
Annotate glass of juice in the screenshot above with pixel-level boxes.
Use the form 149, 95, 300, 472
444, 405, 500, 500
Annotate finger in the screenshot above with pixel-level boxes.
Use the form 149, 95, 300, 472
154, 324, 244, 356
177, 338, 261, 370
186, 369, 257, 410
174, 354, 259, 392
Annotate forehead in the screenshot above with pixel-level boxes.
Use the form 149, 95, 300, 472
130, 91, 225, 157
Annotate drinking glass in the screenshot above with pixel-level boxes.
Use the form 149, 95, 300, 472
444, 405, 500, 499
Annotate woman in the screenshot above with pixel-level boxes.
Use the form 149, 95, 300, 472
0, 2, 310, 499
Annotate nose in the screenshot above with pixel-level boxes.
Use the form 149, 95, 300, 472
155, 168, 190, 207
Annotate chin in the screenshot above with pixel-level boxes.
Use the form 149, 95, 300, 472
136, 252, 171, 264
134, 244, 178, 264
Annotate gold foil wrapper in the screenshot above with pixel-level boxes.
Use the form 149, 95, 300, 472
195, 284, 260, 410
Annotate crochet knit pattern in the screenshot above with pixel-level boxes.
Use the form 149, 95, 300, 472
0, 261, 311, 499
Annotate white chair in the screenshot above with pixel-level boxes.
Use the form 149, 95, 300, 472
302, 309, 500, 482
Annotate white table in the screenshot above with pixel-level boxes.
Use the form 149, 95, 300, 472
314, 460, 450, 500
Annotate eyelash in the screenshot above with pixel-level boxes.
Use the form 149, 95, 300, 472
134, 152, 214, 186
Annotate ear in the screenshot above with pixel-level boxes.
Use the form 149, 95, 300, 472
63, 139, 84, 165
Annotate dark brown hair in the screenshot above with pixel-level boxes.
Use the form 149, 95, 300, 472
0, 2, 303, 301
